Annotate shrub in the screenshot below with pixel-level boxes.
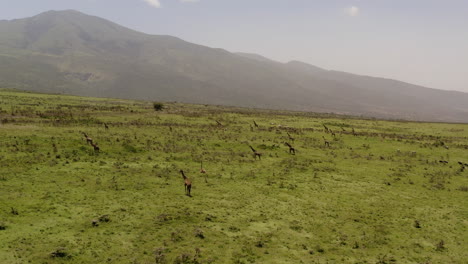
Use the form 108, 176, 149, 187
154, 247, 167, 264
50, 247, 69, 258
153, 102, 164, 111
174, 253, 193, 264
194, 228, 205, 239
436, 240, 445, 251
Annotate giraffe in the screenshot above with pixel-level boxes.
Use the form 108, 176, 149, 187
249, 145, 262, 160
91, 142, 100, 152
284, 142, 296, 155
200, 161, 206, 174
200, 161, 208, 183
82, 132, 93, 145
322, 136, 330, 147
179, 170, 192, 196
323, 124, 330, 133
458, 161, 467, 172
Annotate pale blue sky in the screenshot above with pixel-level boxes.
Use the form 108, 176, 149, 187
1, 0, 467, 92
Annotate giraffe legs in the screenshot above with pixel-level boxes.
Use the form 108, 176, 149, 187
185, 183, 192, 196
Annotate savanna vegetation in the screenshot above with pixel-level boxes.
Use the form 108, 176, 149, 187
0, 89, 467, 264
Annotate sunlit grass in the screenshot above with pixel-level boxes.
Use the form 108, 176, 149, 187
1, 89, 467, 263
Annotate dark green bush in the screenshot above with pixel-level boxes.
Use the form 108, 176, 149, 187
153, 102, 164, 111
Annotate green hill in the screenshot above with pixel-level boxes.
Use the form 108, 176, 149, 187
1, 10, 468, 123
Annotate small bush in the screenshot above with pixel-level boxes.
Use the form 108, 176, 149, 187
50, 247, 69, 258
255, 239, 265, 248
315, 245, 325, 253
194, 228, 205, 239
154, 247, 167, 264
157, 214, 172, 222
171, 231, 183, 242
376, 254, 396, 264
10, 207, 18, 215
436, 240, 445, 251
98, 215, 110, 222
153, 102, 164, 111
174, 253, 192, 264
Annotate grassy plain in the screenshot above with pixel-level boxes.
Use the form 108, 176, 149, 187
0, 89, 467, 264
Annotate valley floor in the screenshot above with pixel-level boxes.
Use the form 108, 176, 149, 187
0, 90, 467, 263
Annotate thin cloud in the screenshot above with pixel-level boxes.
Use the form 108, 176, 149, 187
345, 6, 360, 17
143, 0, 161, 8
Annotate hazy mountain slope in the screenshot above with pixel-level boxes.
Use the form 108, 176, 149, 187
281, 62, 468, 121
0, 10, 467, 122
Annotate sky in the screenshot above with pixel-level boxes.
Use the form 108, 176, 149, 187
1, 0, 467, 93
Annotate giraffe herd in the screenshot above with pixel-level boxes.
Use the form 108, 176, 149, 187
80, 121, 342, 197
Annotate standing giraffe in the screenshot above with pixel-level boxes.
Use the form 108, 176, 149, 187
322, 136, 330, 147
82, 132, 93, 145
179, 170, 192, 196
457, 161, 467, 172
284, 142, 296, 155
249, 145, 262, 160
200, 161, 208, 183
200, 161, 206, 174
323, 124, 330, 133
91, 142, 100, 152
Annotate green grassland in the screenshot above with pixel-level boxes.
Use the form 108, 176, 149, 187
0, 89, 467, 264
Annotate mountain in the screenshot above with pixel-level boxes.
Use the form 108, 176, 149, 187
1, 10, 467, 123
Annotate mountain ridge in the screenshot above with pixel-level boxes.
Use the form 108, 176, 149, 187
1, 10, 467, 123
